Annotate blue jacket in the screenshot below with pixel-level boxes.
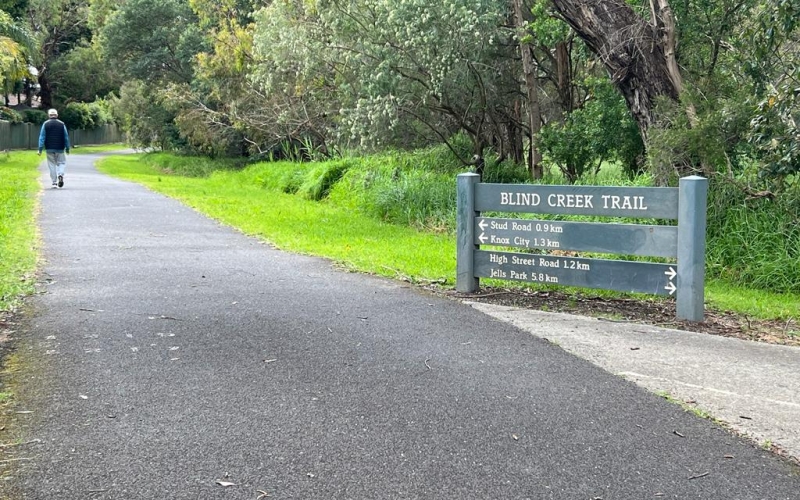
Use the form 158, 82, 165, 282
38, 119, 71, 153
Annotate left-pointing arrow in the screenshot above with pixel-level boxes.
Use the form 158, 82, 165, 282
479, 219, 488, 231
479, 233, 487, 244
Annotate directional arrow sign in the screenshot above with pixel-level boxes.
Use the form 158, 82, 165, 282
474, 250, 676, 295
664, 266, 677, 281
472, 217, 678, 258
478, 233, 487, 244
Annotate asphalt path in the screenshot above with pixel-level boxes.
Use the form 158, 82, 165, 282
2, 153, 798, 499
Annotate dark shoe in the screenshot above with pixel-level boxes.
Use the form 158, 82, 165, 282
57, 175, 63, 188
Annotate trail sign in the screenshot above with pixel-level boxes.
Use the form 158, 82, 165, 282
456, 175, 708, 321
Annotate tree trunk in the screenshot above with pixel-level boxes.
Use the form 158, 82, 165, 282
38, 70, 53, 110
550, 0, 683, 139
513, 0, 543, 179
555, 41, 574, 114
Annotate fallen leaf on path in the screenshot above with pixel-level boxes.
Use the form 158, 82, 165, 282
216, 481, 236, 487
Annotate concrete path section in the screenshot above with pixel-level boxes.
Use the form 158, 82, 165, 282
468, 303, 800, 460
1, 154, 798, 499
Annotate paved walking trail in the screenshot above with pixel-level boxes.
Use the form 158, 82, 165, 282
1, 153, 798, 499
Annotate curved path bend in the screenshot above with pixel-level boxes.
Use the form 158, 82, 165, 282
1, 153, 798, 499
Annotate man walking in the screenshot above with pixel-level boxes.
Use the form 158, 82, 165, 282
38, 108, 70, 189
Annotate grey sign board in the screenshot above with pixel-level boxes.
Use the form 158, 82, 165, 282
474, 250, 677, 296
474, 218, 678, 258
476, 183, 679, 219
456, 173, 708, 321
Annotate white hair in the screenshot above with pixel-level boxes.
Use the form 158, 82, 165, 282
47, 108, 58, 117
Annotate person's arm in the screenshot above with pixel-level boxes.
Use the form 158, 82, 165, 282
38, 124, 45, 154
63, 124, 70, 153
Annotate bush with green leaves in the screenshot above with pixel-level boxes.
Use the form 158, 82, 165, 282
0, 106, 22, 123
538, 79, 643, 183
110, 80, 182, 150
60, 101, 114, 130
750, 88, 800, 185
22, 109, 48, 125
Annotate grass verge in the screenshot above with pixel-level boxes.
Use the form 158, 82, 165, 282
95, 153, 800, 322
0, 151, 40, 312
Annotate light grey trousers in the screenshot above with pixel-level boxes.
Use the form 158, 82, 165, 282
46, 152, 67, 184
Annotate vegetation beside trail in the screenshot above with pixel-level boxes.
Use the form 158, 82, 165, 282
2, 146, 797, 322
0, 152, 39, 312
96, 151, 800, 322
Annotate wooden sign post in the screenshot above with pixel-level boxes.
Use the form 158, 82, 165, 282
456, 174, 708, 321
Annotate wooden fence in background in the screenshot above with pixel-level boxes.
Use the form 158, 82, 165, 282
0, 121, 124, 150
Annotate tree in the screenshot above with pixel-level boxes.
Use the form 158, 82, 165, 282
312, 0, 517, 163
46, 42, 120, 103
550, 0, 684, 139
745, 0, 800, 185
512, 0, 543, 178
99, 0, 201, 84
0, 9, 37, 98
26, 0, 92, 108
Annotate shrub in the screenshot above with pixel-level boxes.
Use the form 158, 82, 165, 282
61, 102, 95, 129
0, 107, 23, 123
60, 101, 114, 130
22, 109, 48, 125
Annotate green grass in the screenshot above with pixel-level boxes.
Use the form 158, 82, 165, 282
91, 153, 800, 322
72, 143, 130, 153
0, 151, 40, 312
705, 280, 800, 320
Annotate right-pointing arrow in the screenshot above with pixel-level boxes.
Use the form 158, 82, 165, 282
665, 266, 677, 281
665, 281, 677, 295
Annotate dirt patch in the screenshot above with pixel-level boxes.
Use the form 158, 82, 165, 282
436, 286, 800, 347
